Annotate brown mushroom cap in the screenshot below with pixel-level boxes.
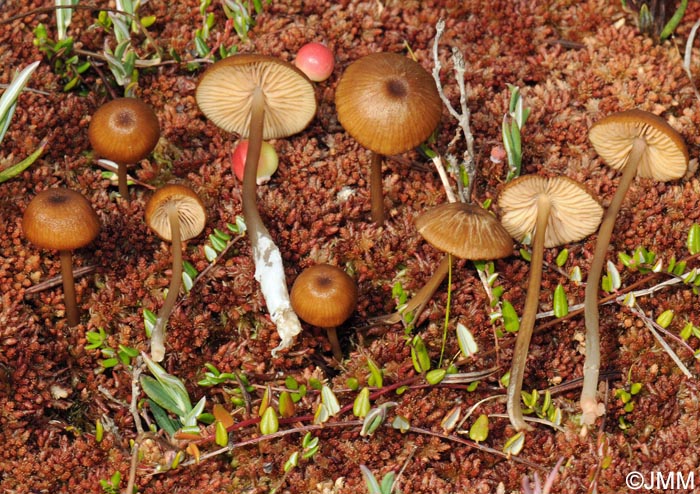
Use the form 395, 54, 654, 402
145, 184, 207, 242
290, 264, 358, 328
22, 188, 100, 251
195, 54, 317, 139
88, 97, 160, 165
498, 175, 603, 248
415, 202, 513, 260
335, 52, 442, 156
588, 109, 689, 181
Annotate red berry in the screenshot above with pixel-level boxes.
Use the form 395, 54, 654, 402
231, 140, 279, 185
295, 42, 334, 82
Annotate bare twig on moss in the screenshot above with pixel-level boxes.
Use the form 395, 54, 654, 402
431, 18, 476, 203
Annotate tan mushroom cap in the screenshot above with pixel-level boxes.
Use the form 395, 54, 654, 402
196, 54, 317, 140
290, 264, 358, 328
498, 175, 603, 249
23, 188, 100, 251
335, 52, 442, 156
145, 184, 207, 242
588, 109, 689, 181
88, 97, 160, 165
415, 202, 513, 260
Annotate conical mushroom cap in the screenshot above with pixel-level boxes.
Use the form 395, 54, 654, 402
335, 52, 441, 156
145, 184, 207, 242
415, 202, 513, 260
290, 264, 358, 328
196, 54, 317, 140
88, 97, 160, 165
588, 109, 688, 181
498, 175, 603, 248
23, 188, 100, 251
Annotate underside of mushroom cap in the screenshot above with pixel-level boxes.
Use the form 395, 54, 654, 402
588, 109, 689, 181
415, 202, 513, 260
145, 184, 207, 242
498, 175, 603, 248
196, 54, 317, 140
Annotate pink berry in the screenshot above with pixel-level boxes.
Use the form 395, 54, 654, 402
295, 42, 334, 82
231, 140, 279, 185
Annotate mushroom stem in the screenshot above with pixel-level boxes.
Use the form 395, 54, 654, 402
581, 137, 644, 426
369, 152, 385, 225
242, 87, 303, 355
151, 203, 182, 362
117, 163, 129, 198
59, 249, 80, 327
507, 194, 551, 432
325, 327, 343, 362
369, 255, 451, 325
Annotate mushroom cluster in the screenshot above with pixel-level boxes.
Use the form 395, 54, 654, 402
196, 54, 317, 354
499, 175, 603, 431
580, 109, 689, 427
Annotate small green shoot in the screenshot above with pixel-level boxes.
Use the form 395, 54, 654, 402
502, 84, 530, 182
361, 464, 396, 494
99, 471, 122, 494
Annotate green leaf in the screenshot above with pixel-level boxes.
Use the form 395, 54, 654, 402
320, 385, 340, 416
469, 414, 489, 442
0, 61, 41, 144
259, 406, 278, 435
215, 420, 228, 446
687, 224, 700, 255
360, 465, 382, 494
204, 244, 217, 262
141, 354, 193, 417
367, 357, 383, 388
555, 248, 569, 267
0, 138, 47, 183
456, 322, 478, 358
353, 387, 370, 418
552, 284, 568, 318
605, 260, 621, 291
656, 309, 674, 329
503, 431, 525, 456
425, 368, 446, 385
659, 0, 688, 40
410, 335, 431, 373
501, 300, 520, 333
141, 376, 186, 418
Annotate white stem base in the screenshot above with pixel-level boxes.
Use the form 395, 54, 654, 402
251, 228, 303, 356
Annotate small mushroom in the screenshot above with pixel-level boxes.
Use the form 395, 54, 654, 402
88, 97, 160, 198
22, 188, 100, 326
581, 109, 688, 427
499, 175, 603, 431
196, 54, 317, 354
145, 184, 207, 362
374, 202, 513, 325
335, 52, 442, 225
290, 264, 358, 361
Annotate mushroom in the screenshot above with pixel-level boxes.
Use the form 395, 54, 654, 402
374, 202, 513, 325
88, 97, 160, 199
498, 175, 603, 431
581, 109, 688, 427
196, 54, 317, 354
22, 188, 100, 326
335, 52, 442, 225
145, 183, 207, 362
290, 264, 358, 361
